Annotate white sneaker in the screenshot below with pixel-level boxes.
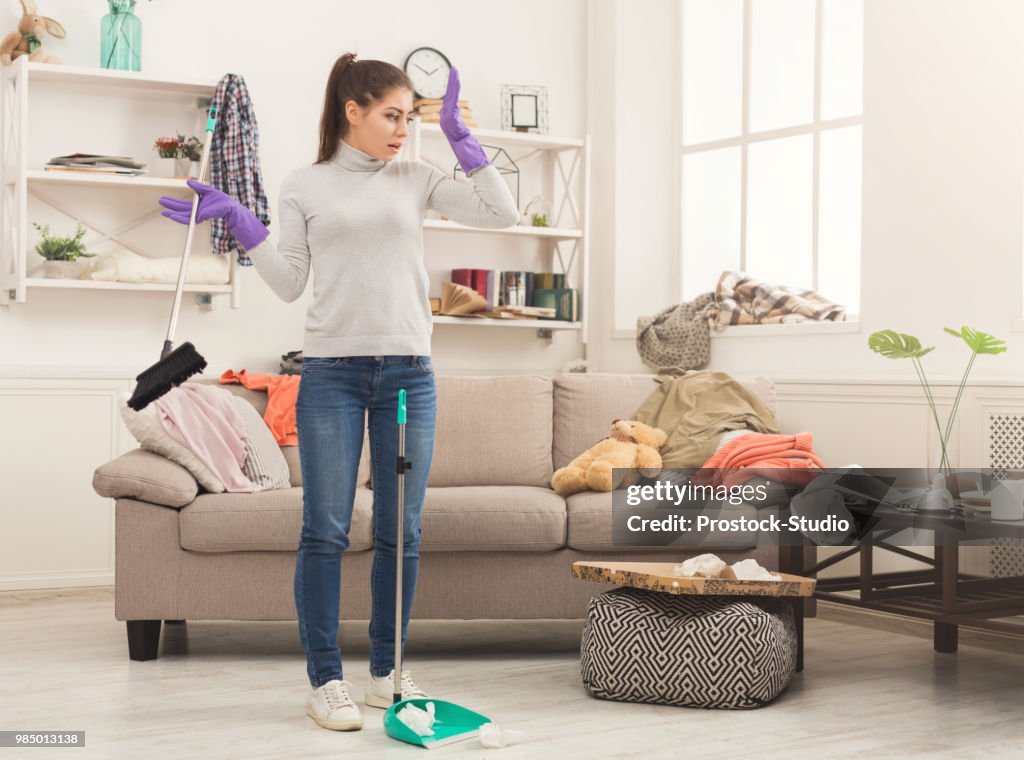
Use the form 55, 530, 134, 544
306, 679, 363, 731
365, 669, 429, 709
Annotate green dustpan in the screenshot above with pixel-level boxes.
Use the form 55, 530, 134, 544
384, 392, 492, 749
383, 698, 492, 749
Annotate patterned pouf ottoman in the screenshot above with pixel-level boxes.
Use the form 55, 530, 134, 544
581, 587, 797, 709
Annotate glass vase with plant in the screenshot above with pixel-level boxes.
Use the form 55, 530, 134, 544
868, 326, 1007, 473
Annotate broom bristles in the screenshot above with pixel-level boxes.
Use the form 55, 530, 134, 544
127, 342, 207, 411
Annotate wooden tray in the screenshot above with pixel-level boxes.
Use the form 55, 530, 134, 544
572, 561, 816, 597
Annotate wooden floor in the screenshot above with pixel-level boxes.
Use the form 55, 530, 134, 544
2, 587, 1023, 760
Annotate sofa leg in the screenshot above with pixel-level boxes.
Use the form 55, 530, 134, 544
127, 620, 162, 661
164, 620, 186, 625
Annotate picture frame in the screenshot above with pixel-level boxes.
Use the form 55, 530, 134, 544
501, 85, 549, 134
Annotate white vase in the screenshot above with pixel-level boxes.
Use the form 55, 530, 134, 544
173, 157, 190, 178
152, 155, 176, 177
43, 260, 88, 279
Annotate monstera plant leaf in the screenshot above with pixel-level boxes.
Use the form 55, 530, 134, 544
867, 329, 934, 359
943, 326, 1007, 355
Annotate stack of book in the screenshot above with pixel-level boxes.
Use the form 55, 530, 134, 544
45, 154, 146, 176
446, 268, 577, 321
415, 98, 477, 129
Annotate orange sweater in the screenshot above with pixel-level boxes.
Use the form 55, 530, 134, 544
220, 370, 300, 446
699, 432, 825, 487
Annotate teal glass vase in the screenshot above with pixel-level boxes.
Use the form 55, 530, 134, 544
100, 0, 141, 71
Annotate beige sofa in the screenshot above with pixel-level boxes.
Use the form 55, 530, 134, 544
93, 372, 792, 662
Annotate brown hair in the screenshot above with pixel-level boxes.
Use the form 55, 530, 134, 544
317, 52, 414, 164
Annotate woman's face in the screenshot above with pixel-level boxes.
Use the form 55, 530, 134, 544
344, 87, 415, 161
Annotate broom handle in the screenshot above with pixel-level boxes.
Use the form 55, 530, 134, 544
163, 107, 218, 358
394, 389, 407, 705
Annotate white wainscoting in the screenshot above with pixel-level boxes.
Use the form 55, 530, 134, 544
0, 370, 134, 590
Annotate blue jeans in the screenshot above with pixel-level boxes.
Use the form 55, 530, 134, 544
294, 355, 437, 687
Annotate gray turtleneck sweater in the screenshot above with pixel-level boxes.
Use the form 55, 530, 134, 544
245, 140, 520, 357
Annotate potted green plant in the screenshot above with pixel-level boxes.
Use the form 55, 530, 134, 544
868, 326, 1007, 474
33, 222, 96, 279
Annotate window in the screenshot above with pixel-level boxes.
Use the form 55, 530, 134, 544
680, 0, 863, 315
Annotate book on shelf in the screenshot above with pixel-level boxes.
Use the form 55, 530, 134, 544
532, 288, 579, 322
533, 272, 566, 291
429, 297, 441, 314
47, 153, 145, 169
439, 281, 486, 315
451, 268, 473, 288
494, 304, 556, 319
417, 112, 477, 128
414, 98, 468, 110
43, 165, 146, 176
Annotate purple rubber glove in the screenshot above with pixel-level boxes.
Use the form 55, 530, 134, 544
158, 179, 269, 250
439, 67, 490, 176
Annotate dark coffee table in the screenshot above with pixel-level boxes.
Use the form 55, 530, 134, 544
780, 503, 1024, 653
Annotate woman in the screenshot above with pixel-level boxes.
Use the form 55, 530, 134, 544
159, 53, 518, 731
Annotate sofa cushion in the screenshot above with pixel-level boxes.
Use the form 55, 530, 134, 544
565, 491, 757, 551
207, 380, 370, 489
93, 449, 199, 508
178, 486, 374, 552
420, 486, 566, 551
232, 397, 291, 491
552, 373, 776, 470
119, 395, 226, 493
429, 376, 553, 488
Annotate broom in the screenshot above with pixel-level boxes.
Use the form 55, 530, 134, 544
127, 106, 219, 411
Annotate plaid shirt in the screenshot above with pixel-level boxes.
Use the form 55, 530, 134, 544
209, 74, 270, 266
704, 271, 846, 328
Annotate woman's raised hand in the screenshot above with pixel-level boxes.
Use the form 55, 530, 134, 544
438, 67, 490, 176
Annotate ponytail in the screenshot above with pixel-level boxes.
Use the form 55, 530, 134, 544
317, 52, 414, 164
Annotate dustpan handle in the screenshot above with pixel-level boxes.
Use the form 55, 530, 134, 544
164, 106, 219, 352
394, 388, 407, 705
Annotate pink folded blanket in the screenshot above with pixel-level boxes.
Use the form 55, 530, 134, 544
154, 384, 256, 492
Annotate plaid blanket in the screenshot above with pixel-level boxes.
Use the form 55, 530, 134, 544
209, 74, 270, 266
704, 271, 846, 328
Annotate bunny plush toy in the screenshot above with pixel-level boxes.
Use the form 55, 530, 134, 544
0, 0, 66, 66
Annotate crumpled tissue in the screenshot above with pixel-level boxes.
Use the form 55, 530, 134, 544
396, 701, 436, 737
674, 553, 727, 578
479, 722, 525, 748
731, 558, 781, 581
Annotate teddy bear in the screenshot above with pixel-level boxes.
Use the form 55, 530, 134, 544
1, 0, 66, 66
550, 419, 668, 496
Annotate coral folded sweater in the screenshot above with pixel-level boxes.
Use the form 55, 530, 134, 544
220, 369, 300, 445
700, 432, 825, 487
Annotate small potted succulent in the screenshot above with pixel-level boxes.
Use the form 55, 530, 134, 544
33, 222, 96, 279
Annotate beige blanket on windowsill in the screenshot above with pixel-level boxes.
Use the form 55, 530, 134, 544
83, 248, 230, 285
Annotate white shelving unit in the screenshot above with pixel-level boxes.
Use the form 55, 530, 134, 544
0, 59, 236, 307
410, 121, 591, 343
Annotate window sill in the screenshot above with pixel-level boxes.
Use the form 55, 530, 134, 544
613, 320, 860, 340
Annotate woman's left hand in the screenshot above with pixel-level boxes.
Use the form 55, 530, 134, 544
438, 67, 490, 176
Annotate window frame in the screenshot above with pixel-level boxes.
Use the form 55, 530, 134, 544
678, 0, 863, 311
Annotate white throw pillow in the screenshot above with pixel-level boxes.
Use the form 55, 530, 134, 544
233, 396, 292, 491
119, 394, 226, 493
